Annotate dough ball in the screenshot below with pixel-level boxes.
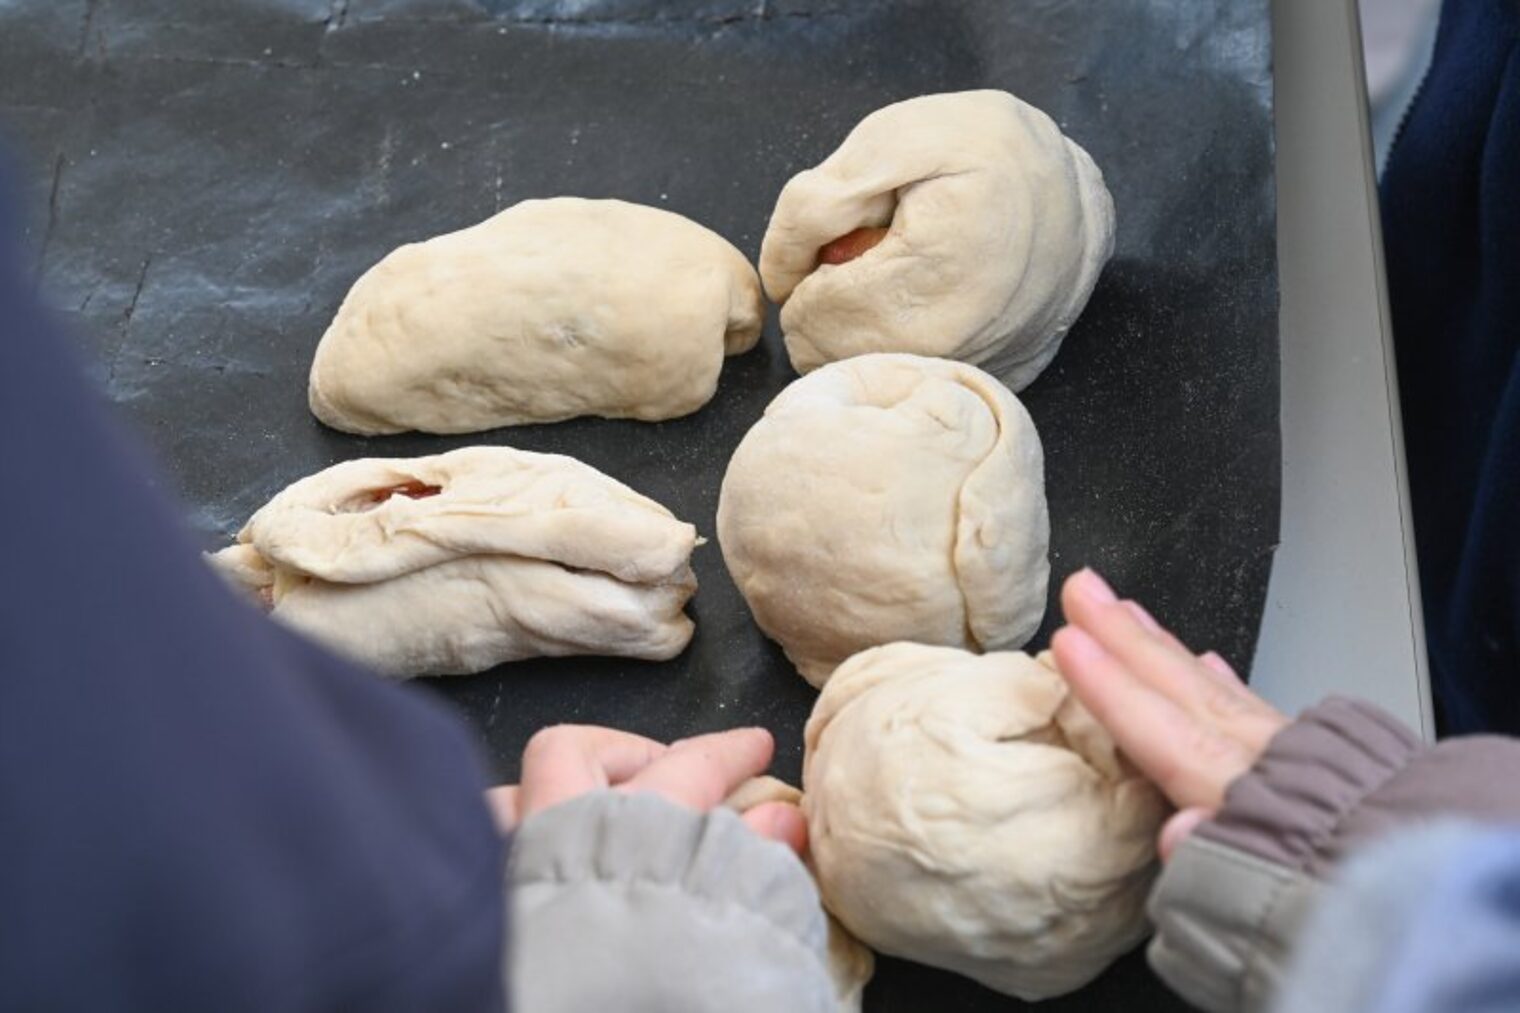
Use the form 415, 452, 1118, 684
724, 777, 876, 1013
722, 775, 805, 814
309, 197, 764, 434
759, 90, 1115, 388
716, 353, 1048, 687
207, 446, 697, 676
802, 643, 1167, 1000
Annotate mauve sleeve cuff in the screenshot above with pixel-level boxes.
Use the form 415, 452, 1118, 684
1197, 697, 1422, 873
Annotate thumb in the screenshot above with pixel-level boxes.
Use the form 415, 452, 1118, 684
485, 785, 520, 836
1159, 806, 1213, 862
740, 801, 809, 856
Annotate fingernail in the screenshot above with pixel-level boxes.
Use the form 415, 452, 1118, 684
1124, 600, 1164, 634
1073, 567, 1118, 604
1200, 651, 1238, 679
1053, 624, 1107, 663
1159, 808, 1213, 863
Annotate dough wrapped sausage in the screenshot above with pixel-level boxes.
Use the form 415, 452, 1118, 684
760, 90, 1114, 388
209, 446, 698, 676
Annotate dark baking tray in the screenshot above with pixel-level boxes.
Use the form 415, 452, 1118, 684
2, 1, 1278, 1008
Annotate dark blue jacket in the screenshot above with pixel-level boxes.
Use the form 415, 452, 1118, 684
1383, 0, 1520, 735
0, 181, 506, 1009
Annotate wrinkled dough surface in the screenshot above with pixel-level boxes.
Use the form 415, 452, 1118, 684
310, 197, 764, 434
716, 354, 1048, 687
237, 445, 695, 586
802, 643, 1167, 1000
759, 90, 1115, 389
724, 778, 876, 1013
209, 446, 697, 677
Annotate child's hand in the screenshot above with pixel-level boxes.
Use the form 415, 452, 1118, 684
1051, 568, 1288, 860
486, 725, 807, 854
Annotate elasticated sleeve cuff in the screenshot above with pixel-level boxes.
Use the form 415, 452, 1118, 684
1148, 697, 1520, 1011
508, 790, 836, 1013
1196, 696, 1421, 875
1146, 697, 1421, 1011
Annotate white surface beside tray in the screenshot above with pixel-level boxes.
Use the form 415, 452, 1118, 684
1251, 0, 1433, 738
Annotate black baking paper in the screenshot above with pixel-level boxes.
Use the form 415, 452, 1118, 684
1, 1, 1278, 1008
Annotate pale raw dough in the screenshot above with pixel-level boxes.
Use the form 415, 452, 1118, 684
802, 643, 1167, 1000
759, 90, 1115, 388
308, 197, 764, 434
716, 353, 1048, 687
723, 777, 876, 1013
208, 446, 698, 676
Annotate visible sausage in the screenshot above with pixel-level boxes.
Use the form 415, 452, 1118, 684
368, 479, 443, 503
817, 226, 889, 266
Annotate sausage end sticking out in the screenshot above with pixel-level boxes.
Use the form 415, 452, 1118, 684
816, 226, 889, 267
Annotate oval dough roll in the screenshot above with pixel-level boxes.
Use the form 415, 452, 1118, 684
802, 643, 1166, 1000
716, 353, 1049, 687
208, 446, 698, 677
309, 197, 764, 434
759, 90, 1115, 389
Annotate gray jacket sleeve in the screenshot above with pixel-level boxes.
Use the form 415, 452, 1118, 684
1147, 697, 1520, 1012
508, 790, 838, 1013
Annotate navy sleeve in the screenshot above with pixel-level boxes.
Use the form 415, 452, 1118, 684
1381, 0, 1520, 735
0, 180, 506, 1010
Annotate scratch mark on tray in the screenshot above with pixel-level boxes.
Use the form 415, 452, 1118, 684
120, 255, 152, 335
486, 683, 502, 728
144, 53, 315, 72
498, 9, 844, 28
323, 0, 351, 33
1147, 437, 1276, 548
31, 153, 66, 290
378, 125, 395, 186
105, 254, 152, 390
316, 0, 351, 67
308, 244, 327, 300
76, 0, 101, 60
133, 53, 470, 80
364, 4, 873, 31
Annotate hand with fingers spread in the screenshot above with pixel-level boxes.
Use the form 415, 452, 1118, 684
1051, 568, 1287, 860
486, 724, 808, 854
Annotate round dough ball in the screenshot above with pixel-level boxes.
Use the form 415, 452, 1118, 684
802, 643, 1167, 1000
759, 90, 1115, 389
309, 197, 764, 434
716, 353, 1048, 687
